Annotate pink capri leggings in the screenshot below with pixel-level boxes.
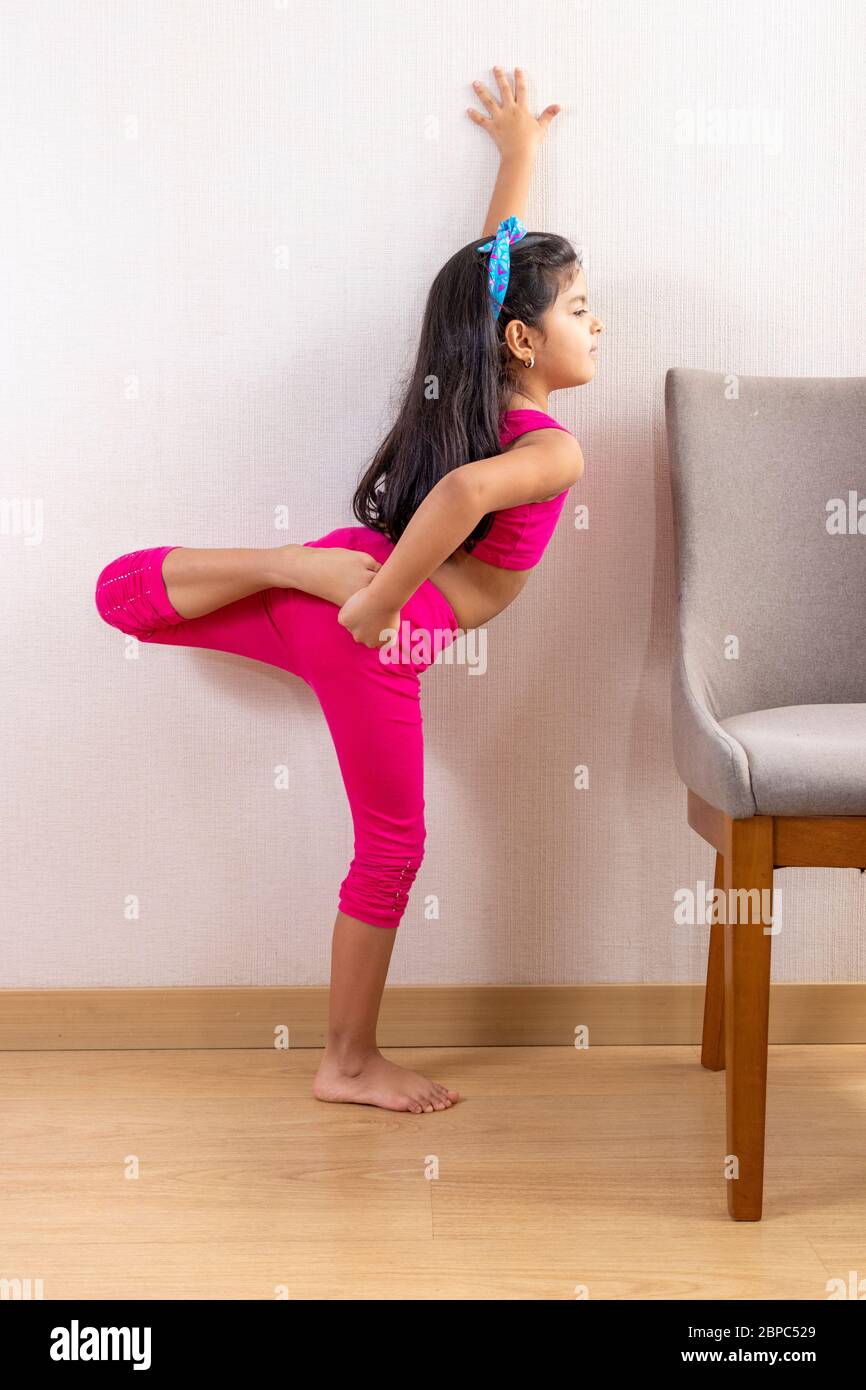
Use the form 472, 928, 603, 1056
94, 526, 459, 929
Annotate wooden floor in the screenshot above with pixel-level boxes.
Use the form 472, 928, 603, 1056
2, 1044, 865, 1300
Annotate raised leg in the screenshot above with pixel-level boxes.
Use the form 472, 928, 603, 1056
700, 849, 726, 1070
95, 545, 302, 672
723, 816, 774, 1221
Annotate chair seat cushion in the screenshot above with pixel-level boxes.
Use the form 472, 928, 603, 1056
719, 704, 866, 815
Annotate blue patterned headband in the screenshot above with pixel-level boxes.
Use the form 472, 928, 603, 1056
476, 215, 528, 320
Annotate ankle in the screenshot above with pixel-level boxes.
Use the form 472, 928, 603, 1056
322, 1039, 379, 1073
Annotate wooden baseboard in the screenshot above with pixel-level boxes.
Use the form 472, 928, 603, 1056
1, 983, 865, 1049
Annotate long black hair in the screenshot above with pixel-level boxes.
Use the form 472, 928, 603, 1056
351, 230, 580, 555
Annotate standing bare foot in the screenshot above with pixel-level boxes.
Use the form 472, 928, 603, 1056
313, 1047, 460, 1112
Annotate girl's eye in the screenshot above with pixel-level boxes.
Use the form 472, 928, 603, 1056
574, 309, 587, 317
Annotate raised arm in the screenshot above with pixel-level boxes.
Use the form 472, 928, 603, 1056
468, 66, 561, 235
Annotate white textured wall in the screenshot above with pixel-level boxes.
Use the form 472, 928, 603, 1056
3, 0, 865, 988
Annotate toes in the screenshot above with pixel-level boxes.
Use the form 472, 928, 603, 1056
407, 1081, 458, 1113
429, 1083, 457, 1107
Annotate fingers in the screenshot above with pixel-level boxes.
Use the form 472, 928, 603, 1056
472, 66, 516, 114
470, 67, 546, 131
491, 65, 514, 105
471, 76, 498, 117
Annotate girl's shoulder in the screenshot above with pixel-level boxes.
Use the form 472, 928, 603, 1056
498, 408, 575, 448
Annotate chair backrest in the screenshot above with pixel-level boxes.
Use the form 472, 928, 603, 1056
666, 368, 866, 720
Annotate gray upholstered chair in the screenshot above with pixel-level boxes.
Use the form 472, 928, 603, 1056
666, 367, 866, 1220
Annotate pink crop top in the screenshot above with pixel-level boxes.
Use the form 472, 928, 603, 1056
463, 408, 575, 570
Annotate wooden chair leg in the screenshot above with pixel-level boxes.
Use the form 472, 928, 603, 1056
724, 816, 774, 1221
700, 850, 726, 1070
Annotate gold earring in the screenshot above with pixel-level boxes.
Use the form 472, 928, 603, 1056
524, 354, 535, 369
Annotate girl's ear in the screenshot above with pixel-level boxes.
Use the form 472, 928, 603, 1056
504, 318, 531, 357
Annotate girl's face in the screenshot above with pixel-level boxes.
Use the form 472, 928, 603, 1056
534, 266, 604, 387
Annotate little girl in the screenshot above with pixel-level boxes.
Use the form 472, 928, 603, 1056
94, 67, 603, 1115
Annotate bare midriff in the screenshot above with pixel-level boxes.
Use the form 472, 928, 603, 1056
426, 544, 534, 631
